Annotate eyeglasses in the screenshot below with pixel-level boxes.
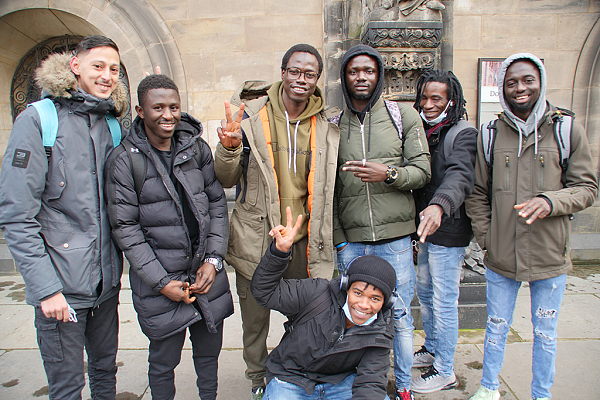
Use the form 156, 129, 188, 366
284, 68, 320, 83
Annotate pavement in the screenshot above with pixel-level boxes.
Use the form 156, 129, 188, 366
0, 266, 599, 400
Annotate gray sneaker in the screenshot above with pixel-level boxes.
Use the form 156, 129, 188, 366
251, 386, 265, 400
411, 366, 457, 393
412, 345, 435, 368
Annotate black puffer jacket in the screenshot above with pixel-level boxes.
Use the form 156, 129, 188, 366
106, 114, 228, 340
251, 242, 394, 400
414, 122, 478, 247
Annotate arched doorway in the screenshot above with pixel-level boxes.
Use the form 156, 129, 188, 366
570, 15, 600, 261
11, 35, 133, 129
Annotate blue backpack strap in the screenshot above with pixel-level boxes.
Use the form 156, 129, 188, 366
30, 99, 59, 148
105, 114, 122, 148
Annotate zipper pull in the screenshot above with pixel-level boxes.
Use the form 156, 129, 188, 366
540, 154, 545, 167
505, 155, 509, 167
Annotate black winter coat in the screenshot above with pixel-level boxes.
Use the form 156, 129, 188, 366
251, 242, 394, 400
414, 122, 478, 247
106, 114, 229, 340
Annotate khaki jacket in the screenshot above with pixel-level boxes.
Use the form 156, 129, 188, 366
214, 81, 340, 281
466, 103, 598, 281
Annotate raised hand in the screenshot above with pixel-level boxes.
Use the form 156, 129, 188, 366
269, 206, 303, 253
145, 65, 162, 76
217, 101, 245, 149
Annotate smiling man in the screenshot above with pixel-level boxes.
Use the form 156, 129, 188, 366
214, 44, 340, 400
250, 207, 397, 400
0, 35, 126, 399
106, 74, 231, 400
466, 53, 598, 400
409, 70, 478, 394
332, 44, 431, 400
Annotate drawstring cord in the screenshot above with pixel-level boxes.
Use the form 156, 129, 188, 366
285, 111, 300, 176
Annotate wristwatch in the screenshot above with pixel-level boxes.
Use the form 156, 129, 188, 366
204, 257, 223, 272
384, 166, 399, 184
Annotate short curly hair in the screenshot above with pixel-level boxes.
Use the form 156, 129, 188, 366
137, 74, 179, 107
281, 44, 323, 75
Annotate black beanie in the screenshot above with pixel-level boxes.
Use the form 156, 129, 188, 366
346, 255, 397, 302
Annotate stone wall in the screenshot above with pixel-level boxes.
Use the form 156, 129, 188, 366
0, 0, 325, 159
146, 0, 324, 149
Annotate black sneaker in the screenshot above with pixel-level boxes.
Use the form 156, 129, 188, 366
411, 365, 457, 394
412, 345, 435, 368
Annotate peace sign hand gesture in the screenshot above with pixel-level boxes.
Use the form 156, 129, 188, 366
217, 101, 246, 149
269, 207, 303, 253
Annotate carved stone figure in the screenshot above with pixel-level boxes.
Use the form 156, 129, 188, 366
361, 0, 445, 100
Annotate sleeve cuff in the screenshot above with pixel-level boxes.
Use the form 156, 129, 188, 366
537, 195, 554, 214
430, 193, 453, 216
270, 241, 292, 259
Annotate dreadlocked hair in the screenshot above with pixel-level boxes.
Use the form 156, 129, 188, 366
413, 69, 467, 125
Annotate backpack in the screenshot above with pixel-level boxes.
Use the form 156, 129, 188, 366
442, 120, 474, 158
117, 137, 204, 196
30, 98, 122, 160
481, 107, 573, 194
330, 99, 404, 140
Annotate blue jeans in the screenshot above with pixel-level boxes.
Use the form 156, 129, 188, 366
416, 242, 464, 377
481, 268, 566, 399
337, 237, 415, 390
264, 374, 391, 400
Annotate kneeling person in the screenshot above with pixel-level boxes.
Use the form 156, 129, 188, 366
251, 207, 396, 400
106, 75, 231, 400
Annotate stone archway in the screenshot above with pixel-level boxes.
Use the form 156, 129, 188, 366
570, 15, 600, 261
0, 0, 187, 111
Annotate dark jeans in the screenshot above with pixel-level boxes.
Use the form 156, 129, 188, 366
34, 293, 119, 400
148, 319, 223, 400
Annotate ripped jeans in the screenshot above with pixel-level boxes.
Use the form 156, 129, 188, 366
337, 237, 415, 390
481, 268, 566, 399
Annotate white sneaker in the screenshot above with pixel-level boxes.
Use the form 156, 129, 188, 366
411, 366, 457, 393
412, 345, 435, 368
470, 385, 500, 400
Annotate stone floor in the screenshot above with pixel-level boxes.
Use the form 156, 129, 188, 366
0, 267, 598, 399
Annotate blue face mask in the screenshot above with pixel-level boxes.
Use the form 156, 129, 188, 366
343, 295, 378, 326
420, 100, 453, 126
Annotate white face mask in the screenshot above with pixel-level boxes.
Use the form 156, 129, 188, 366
342, 295, 378, 326
420, 100, 453, 126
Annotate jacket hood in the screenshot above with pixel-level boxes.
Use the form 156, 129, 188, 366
34, 52, 129, 117
498, 53, 547, 138
340, 44, 385, 116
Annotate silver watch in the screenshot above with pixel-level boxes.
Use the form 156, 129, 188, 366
204, 257, 223, 272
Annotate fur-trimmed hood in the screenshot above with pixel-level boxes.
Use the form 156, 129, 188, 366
34, 52, 128, 117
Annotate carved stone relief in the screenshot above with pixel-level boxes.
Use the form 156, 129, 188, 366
361, 0, 444, 100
